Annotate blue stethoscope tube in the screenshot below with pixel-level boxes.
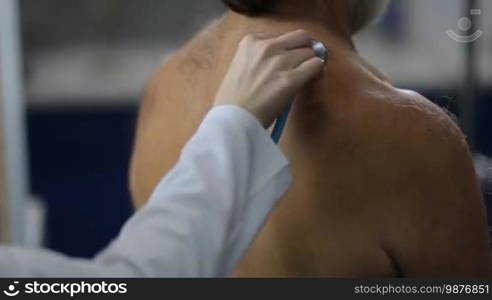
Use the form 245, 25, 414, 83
271, 40, 327, 144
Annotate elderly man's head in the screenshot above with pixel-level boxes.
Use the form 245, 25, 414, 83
222, 0, 391, 33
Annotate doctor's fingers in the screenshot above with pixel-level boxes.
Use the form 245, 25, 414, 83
277, 47, 317, 69
251, 32, 283, 40
241, 30, 313, 57
242, 30, 311, 47
287, 57, 325, 90
274, 29, 313, 50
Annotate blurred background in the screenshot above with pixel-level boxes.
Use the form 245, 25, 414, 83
0, 0, 491, 257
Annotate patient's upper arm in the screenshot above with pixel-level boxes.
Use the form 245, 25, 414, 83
383, 93, 490, 277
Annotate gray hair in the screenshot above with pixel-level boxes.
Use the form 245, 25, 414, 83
222, 0, 391, 33
350, 0, 391, 33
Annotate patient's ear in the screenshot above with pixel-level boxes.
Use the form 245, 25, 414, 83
222, 0, 276, 16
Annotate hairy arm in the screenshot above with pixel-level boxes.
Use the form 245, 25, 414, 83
385, 93, 491, 277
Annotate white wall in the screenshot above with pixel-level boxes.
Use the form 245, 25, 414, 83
356, 0, 489, 89
22, 0, 492, 106
0, 0, 29, 244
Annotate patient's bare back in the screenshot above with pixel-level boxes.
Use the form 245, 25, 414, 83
130, 13, 491, 277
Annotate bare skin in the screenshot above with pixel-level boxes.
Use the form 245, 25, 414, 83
130, 2, 491, 277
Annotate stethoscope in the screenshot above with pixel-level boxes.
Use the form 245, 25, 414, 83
271, 40, 328, 143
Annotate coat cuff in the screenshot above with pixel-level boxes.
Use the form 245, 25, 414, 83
204, 105, 291, 188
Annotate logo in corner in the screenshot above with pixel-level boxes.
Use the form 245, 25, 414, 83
3, 282, 20, 297
447, 9, 483, 43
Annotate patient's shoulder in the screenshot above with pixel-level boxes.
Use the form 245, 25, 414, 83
367, 87, 465, 150
363, 87, 480, 210
349, 86, 473, 192
154, 18, 223, 77
374, 91, 489, 277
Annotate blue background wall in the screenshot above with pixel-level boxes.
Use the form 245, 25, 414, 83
28, 106, 136, 257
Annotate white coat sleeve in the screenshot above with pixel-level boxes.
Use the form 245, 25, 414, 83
0, 105, 292, 278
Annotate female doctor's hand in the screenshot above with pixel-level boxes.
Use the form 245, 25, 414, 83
214, 30, 324, 129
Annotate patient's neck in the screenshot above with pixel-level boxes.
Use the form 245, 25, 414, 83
222, 1, 355, 52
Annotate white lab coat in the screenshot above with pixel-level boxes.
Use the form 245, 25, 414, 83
0, 106, 292, 277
